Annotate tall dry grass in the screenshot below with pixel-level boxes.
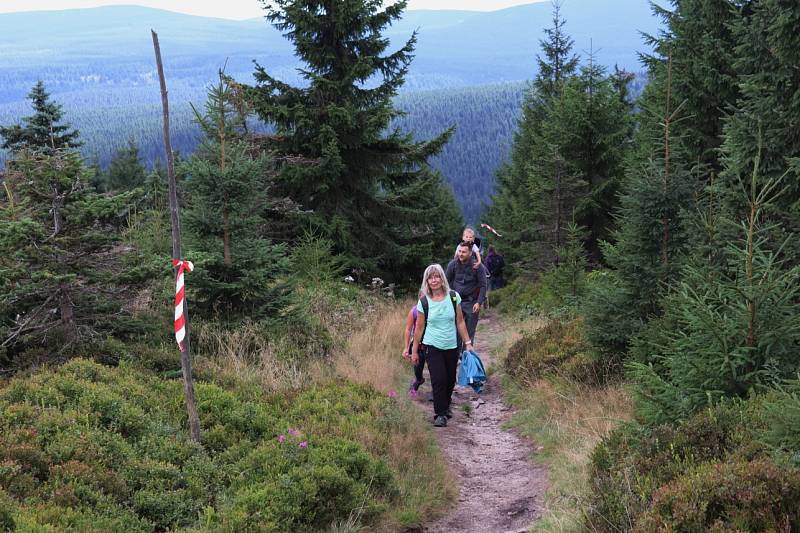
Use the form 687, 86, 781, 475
192, 320, 324, 392
333, 300, 412, 393
498, 318, 633, 532
519, 377, 631, 532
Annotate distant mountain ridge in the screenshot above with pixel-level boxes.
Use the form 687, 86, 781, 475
0, 2, 657, 96
0, 2, 659, 220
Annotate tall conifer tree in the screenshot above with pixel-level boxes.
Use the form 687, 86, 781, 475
629, 150, 800, 425
720, 0, 800, 232
245, 0, 459, 281
564, 56, 633, 263
104, 139, 147, 192
182, 72, 290, 318
487, 2, 578, 271
644, 0, 740, 176
0, 81, 82, 155
583, 58, 694, 357
0, 150, 138, 363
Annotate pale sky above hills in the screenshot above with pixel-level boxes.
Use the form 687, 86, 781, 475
0, 1, 547, 20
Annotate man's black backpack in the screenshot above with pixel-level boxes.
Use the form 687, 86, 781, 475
419, 290, 459, 348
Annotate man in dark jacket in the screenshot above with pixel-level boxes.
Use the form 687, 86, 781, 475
446, 242, 488, 352
485, 245, 505, 290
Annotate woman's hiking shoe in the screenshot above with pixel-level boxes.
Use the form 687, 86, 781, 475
445, 408, 453, 419
433, 415, 448, 427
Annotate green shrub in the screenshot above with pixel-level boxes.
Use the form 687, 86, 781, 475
760, 383, 800, 464
0, 359, 401, 531
586, 400, 767, 531
0, 489, 15, 531
582, 269, 643, 361
219, 437, 395, 532
634, 458, 800, 532
125, 343, 182, 374
504, 318, 608, 385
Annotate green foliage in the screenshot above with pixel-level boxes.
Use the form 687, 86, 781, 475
628, 160, 800, 425
586, 400, 775, 532
182, 73, 292, 320
0, 80, 81, 154
504, 318, 604, 385
489, 225, 588, 319
721, 0, 800, 226
634, 458, 800, 532
290, 229, 346, 285
547, 220, 589, 302
490, 267, 584, 319
245, 0, 460, 283
102, 138, 146, 192
488, 278, 545, 317
582, 144, 695, 360
0, 150, 144, 365
487, 8, 632, 273
0, 359, 404, 531
759, 382, 800, 465
644, 0, 740, 176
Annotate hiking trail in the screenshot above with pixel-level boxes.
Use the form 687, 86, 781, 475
411, 313, 548, 533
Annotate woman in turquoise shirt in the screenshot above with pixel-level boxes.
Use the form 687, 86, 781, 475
411, 264, 474, 427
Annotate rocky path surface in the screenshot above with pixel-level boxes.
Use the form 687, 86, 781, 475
411, 314, 548, 533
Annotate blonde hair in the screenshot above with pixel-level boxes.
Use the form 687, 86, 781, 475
462, 226, 475, 239
419, 264, 451, 299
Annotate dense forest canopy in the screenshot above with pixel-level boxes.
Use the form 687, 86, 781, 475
0, 2, 655, 221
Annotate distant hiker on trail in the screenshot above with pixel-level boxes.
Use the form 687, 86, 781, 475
453, 226, 482, 270
485, 246, 505, 290
402, 301, 426, 397
447, 242, 488, 353
411, 264, 474, 427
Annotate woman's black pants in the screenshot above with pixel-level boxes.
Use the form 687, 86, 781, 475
425, 345, 460, 417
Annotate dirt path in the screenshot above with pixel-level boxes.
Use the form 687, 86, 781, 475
411, 313, 548, 533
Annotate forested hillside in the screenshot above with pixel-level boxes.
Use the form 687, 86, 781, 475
0, 2, 657, 221
488, 0, 800, 529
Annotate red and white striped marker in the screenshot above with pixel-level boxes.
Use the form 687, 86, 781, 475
172, 259, 193, 352
480, 223, 503, 237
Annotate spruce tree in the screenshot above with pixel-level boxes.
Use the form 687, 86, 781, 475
533, 1, 579, 104
568, 56, 633, 263
720, 0, 800, 232
486, 2, 578, 272
245, 0, 459, 281
0, 150, 138, 364
526, 90, 586, 266
643, 0, 740, 176
629, 152, 800, 425
548, 218, 589, 302
182, 71, 290, 318
583, 59, 695, 357
0, 81, 82, 155
105, 139, 147, 192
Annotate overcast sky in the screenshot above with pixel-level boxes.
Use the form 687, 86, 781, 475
0, 1, 546, 19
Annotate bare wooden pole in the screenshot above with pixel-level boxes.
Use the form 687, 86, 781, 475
151, 30, 201, 443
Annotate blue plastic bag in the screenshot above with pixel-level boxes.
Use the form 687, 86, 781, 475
457, 350, 487, 393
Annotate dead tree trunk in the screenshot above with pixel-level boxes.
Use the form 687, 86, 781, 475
152, 30, 201, 443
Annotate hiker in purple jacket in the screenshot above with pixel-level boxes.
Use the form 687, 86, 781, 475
402, 302, 426, 396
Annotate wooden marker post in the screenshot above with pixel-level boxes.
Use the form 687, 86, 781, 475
151, 30, 201, 443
